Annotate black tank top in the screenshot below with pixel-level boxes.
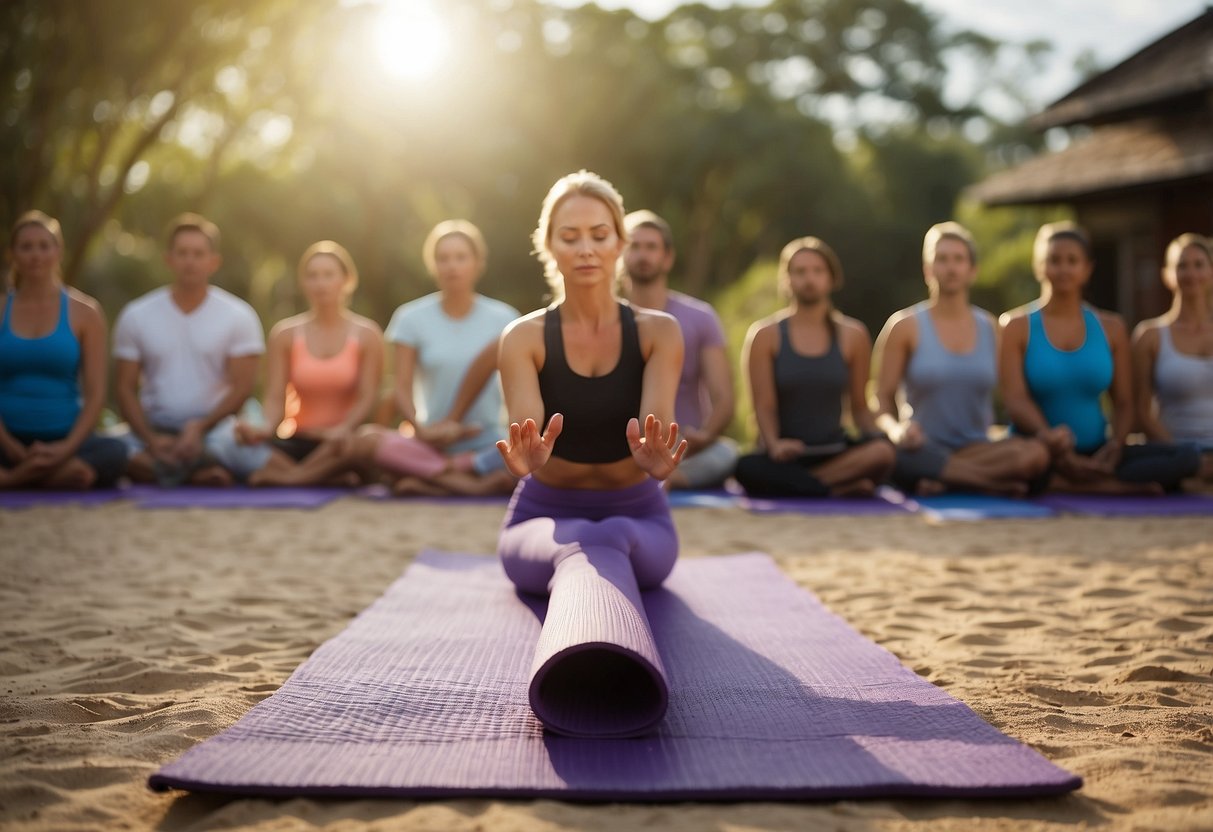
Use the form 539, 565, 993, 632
538, 302, 644, 463
774, 317, 849, 447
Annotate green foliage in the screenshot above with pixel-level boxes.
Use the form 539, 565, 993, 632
3, 0, 1063, 433
710, 256, 783, 443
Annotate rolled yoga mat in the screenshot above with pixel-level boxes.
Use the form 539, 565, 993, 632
150, 550, 1081, 800
527, 547, 667, 737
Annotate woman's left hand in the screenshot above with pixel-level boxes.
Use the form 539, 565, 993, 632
1090, 439, 1123, 473
27, 439, 74, 469
627, 414, 687, 481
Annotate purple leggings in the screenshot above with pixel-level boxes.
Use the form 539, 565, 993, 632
497, 476, 677, 737
498, 476, 678, 594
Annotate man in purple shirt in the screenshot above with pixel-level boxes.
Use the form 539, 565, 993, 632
623, 210, 739, 489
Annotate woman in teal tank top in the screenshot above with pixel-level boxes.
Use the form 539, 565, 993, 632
999, 223, 1198, 493
0, 212, 126, 489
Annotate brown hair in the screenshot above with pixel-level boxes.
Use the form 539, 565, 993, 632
298, 240, 359, 297
166, 212, 221, 251
778, 236, 844, 290
422, 220, 487, 279
7, 210, 65, 289
923, 221, 977, 265
624, 209, 674, 251
532, 170, 628, 302
1165, 232, 1213, 272
1033, 221, 1092, 274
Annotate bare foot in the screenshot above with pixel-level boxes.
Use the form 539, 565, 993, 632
915, 478, 947, 497
832, 478, 875, 498
247, 468, 274, 487
323, 472, 361, 488
41, 458, 95, 490
189, 465, 233, 487
390, 476, 447, 497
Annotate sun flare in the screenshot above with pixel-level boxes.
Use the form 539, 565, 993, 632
373, 1, 449, 81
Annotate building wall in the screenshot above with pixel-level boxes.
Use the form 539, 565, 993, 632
1075, 178, 1213, 325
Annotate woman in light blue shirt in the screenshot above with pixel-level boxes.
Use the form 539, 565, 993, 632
364, 220, 520, 496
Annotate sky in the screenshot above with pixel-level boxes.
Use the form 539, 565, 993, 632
548, 0, 1210, 113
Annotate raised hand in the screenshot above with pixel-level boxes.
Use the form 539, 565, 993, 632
496, 414, 563, 478
626, 414, 688, 481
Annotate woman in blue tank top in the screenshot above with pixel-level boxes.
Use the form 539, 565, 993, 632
999, 223, 1198, 492
0, 212, 126, 489
1131, 234, 1213, 484
735, 237, 894, 498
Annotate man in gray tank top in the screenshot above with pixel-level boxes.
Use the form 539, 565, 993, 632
872, 222, 1051, 496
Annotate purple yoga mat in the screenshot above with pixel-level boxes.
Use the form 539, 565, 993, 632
741, 486, 912, 516
132, 485, 348, 510
150, 550, 1080, 800
887, 492, 1058, 522
1036, 492, 1213, 517
0, 488, 129, 509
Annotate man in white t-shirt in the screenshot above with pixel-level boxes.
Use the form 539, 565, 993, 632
112, 213, 265, 485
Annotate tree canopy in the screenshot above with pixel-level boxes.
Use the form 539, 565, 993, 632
3, 0, 1063, 389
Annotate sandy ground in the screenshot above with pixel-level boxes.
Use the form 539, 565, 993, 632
1, 497, 1210, 831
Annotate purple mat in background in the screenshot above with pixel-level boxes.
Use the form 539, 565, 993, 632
132, 485, 348, 509
354, 484, 510, 505
1036, 492, 1213, 517
665, 488, 738, 508
150, 550, 1080, 801
0, 488, 129, 509
741, 486, 912, 515
888, 492, 1058, 521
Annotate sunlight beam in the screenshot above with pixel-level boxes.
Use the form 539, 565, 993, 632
373, 1, 449, 81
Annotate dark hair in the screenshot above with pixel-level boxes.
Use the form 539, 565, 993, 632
624, 209, 674, 251
1034, 221, 1092, 264
923, 221, 977, 266
166, 212, 221, 251
779, 236, 844, 289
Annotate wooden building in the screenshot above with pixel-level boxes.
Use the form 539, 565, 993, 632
969, 8, 1213, 323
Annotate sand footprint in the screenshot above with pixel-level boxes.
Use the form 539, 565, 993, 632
1156, 617, 1205, 633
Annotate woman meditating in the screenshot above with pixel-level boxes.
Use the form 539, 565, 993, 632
494, 170, 686, 737
999, 223, 1199, 493
1131, 233, 1213, 484
229, 240, 384, 486
0, 211, 126, 489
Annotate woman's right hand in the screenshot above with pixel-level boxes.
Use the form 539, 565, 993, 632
0, 430, 28, 463
896, 421, 926, 450
417, 420, 481, 449
1037, 425, 1075, 457
234, 421, 271, 446
769, 438, 807, 463
496, 414, 563, 478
